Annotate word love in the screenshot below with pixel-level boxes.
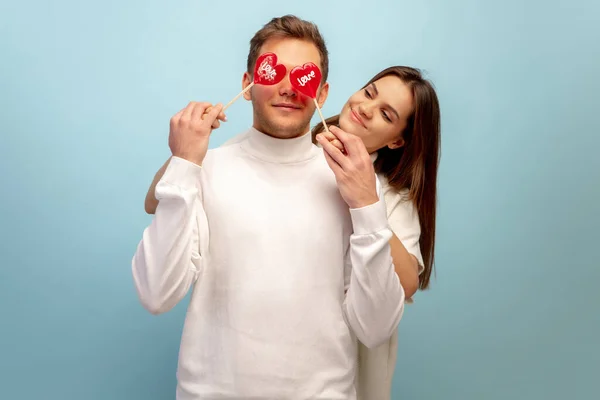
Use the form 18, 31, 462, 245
289, 62, 329, 134
295, 70, 316, 87
257, 61, 277, 81
221, 52, 285, 112
290, 62, 322, 99
253, 52, 286, 85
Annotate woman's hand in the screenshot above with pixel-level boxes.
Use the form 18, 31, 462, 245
318, 130, 344, 152
316, 126, 379, 209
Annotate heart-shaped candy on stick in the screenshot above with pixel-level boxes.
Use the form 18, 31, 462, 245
290, 62, 322, 98
290, 62, 329, 133
222, 52, 286, 112
254, 52, 287, 86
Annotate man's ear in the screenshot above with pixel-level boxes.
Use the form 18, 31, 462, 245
242, 72, 253, 100
316, 81, 329, 109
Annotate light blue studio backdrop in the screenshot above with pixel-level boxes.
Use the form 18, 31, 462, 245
1, 0, 598, 399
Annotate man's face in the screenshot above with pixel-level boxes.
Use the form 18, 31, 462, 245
242, 37, 329, 139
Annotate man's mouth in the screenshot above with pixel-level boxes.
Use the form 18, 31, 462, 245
273, 103, 302, 111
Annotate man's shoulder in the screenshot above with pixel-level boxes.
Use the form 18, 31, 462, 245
308, 148, 341, 187
205, 131, 249, 156
220, 131, 249, 147
311, 144, 332, 167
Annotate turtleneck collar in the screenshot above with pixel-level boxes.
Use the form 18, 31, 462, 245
240, 126, 318, 164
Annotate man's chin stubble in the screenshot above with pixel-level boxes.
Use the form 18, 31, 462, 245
258, 116, 311, 139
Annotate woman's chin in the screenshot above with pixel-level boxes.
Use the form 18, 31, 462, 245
338, 118, 358, 136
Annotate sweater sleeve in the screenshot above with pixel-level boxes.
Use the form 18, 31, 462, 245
131, 156, 208, 315
385, 188, 425, 274
342, 179, 405, 348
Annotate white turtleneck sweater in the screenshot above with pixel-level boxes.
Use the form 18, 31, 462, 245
132, 127, 405, 400
221, 132, 425, 400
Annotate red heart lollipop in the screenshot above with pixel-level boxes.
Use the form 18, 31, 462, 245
253, 52, 286, 85
290, 62, 322, 98
221, 52, 286, 112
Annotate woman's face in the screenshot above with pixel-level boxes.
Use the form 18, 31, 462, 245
339, 75, 414, 154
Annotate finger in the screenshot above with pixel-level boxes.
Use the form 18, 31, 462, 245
318, 129, 345, 153
322, 131, 336, 142
211, 119, 221, 129
202, 107, 227, 122
329, 126, 363, 156
329, 126, 360, 154
202, 103, 223, 127
316, 133, 350, 169
191, 102, 211, 122
331, 139, 345, 153
328, 126, 354, 150
181, 101, 198, 121
322, 146, 344, 176
316, 130, 343, 149
170, 107, 185, 127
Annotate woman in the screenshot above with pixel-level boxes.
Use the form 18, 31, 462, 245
315, 65, 439, 294
143, 66, 441, 399
313, 66, 440, 399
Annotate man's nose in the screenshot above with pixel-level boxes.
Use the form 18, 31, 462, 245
279, 80, 298, 97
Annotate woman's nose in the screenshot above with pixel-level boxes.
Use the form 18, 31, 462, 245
359, 102, 374, 119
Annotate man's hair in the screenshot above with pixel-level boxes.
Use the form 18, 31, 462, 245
247, 15, 329, 83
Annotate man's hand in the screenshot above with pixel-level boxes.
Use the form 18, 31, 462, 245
316, 126, 379, 209
169, 102, 224, 166
203, 106, 227, 129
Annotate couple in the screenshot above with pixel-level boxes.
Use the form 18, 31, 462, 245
132, 14, 440, 400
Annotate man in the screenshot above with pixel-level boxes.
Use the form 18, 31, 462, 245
132, 15, 405, 399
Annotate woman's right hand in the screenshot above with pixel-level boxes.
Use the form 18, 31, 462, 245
320, 129, 345, 153
316, 126, 378, 209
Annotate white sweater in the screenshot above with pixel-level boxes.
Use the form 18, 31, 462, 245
222, 132, 426, 400
132, 127, 405, 400
355, 172, 424, 400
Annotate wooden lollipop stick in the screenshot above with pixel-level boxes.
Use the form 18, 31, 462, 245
312, 98, 346, 153
202, 52, 284, 119
222, 83, 254, 112
313, 98, 330, 133
203, 83, 254, 117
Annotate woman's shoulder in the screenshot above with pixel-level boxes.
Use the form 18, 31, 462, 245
377, 173, 424, 273
376, 173, 419, 226
377, 173, 411, 204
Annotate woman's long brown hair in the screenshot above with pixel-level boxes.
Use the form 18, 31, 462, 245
312, 66, 441, 290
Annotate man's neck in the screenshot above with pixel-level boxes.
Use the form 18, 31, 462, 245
240, 126, 317, 164
252, 124, 310, 140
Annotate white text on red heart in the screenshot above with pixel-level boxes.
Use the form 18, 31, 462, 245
296, 70, 316, 87
257, 59, 278, 81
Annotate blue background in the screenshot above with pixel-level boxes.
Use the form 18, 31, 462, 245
1, 0, 598, 399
